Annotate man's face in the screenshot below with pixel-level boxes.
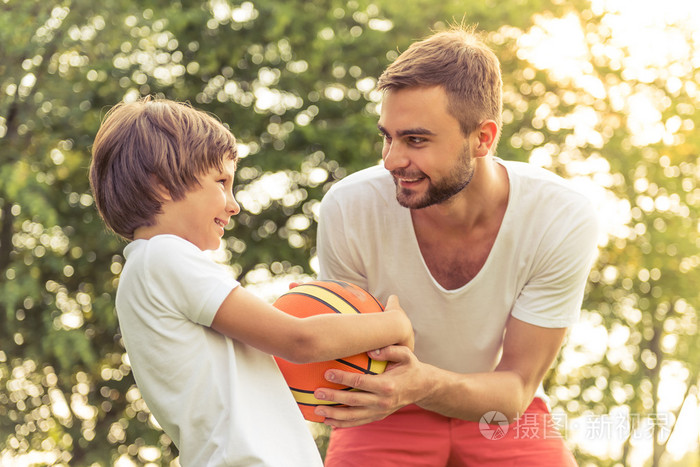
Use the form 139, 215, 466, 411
378, 86, 475, 209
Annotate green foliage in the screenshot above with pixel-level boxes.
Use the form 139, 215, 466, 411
512, 6, 699, 466
1, 0, 697, 465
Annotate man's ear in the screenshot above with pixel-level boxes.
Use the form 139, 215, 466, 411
474, 120, 498, 157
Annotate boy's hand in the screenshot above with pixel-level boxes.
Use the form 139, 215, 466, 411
383, 295, 414, 351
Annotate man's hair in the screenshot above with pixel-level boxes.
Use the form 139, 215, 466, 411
89, 97, 237, 240
377, 26, 503, 149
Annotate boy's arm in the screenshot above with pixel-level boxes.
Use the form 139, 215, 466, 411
210, 286, 414, 363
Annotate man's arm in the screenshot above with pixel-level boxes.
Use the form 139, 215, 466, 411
312, 316, 566, 426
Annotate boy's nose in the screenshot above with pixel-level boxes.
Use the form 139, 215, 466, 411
228, 194, 241, 215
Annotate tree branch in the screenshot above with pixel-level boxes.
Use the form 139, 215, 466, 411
0, 201, 13, 275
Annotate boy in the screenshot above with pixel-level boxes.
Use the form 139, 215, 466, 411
89, 97, 414, 466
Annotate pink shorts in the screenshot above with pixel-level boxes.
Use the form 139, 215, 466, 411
324, 398, 577, 466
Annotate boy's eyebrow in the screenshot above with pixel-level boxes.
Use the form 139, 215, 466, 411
377, 124, 436, 137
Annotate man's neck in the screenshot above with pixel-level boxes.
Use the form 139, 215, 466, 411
409, 157, 510, 289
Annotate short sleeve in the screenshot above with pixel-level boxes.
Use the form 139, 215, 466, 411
317, 188, 370, 290
143, 236, 239, 326
511, 199, 599, 328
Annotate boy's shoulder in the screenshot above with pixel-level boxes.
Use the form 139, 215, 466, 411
117, 234, 237, 325
121, 235, 211, 283
124, 234, 198, 259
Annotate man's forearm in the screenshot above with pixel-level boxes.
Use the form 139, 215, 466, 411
416, 364, 532, 423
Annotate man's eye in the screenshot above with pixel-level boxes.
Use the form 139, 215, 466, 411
408, 136, 426, 144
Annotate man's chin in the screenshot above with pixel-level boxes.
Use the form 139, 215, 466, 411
396, 191, 430, 209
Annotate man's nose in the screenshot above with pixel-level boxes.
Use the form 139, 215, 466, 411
382, 141, 409, 172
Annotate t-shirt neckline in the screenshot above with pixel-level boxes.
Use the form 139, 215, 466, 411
401, 158, 517, 294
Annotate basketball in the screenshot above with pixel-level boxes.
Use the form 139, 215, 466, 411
273, 280, 388, 422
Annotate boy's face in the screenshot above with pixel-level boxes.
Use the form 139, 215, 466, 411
159, 158, 239, 250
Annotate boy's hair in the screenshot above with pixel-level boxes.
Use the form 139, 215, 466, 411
377, 26, 503, 149
89, 97, 237, 240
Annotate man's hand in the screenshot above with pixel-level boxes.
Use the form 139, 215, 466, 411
310, 316, 569, 428
312, 345, 430, 427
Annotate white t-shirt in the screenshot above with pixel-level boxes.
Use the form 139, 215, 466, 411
317, 160, 598, 400
116, 234, 322, 467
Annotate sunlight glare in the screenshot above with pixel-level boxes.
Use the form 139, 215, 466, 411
519, 0, 700, 150
517, 1, 700, 463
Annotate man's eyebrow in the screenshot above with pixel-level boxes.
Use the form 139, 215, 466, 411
377, 124, 436, 137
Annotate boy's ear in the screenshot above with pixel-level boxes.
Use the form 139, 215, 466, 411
153, 177, 172, 201
157, 185, 172, 201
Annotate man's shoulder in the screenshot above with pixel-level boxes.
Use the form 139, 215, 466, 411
502, 159, 593, 206
501, 159, 567, 185
332, 164, 390, 187
325, 164, 394, 203
501, 159, 599, 245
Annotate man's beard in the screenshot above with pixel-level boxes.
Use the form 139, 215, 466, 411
392, 143, 474, 209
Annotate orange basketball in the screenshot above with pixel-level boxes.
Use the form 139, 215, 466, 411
273, 280, 388, 422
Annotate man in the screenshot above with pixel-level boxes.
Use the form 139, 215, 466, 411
313, 26, 599, 466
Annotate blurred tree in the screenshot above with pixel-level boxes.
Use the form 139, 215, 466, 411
0, 1, 585, 464
4, 0, 696, 466
503, 6, 700, 467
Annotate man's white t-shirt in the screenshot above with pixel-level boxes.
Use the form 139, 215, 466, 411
317, 160, 598, 401
116, 235, 322, 466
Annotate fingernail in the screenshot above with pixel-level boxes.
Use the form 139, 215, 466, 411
316, 391, 326, 400
326, 371, 335, 382
371, 349, 381, 356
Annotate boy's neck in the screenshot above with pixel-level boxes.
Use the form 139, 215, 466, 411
133, 223, 169, 241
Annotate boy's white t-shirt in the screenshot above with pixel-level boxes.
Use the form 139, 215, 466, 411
317, 160, 599, 402
116, 234, 322, 467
